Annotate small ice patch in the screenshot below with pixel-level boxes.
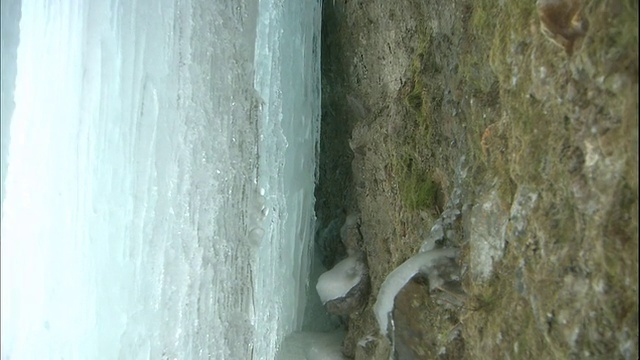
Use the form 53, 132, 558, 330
316, 255, 365, 304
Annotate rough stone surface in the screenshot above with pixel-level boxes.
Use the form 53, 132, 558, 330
466, 188, 509, 282
317, 0, 637, 358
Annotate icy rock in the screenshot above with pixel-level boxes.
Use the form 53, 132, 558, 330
420, 220, 445, 252
316, 253, 370, 316
373, 248, 459, 337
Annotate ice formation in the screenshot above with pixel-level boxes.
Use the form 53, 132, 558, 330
373, 247, 459, 337
276, 330, 346, 360
316, 255, 366, 304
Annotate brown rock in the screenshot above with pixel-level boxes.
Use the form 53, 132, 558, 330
537, 0, 589, 56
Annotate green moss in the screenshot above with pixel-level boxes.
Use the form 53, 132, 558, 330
401, 172, 440, 211
391, 149, 440, 212
404, 27, 436, 133
406, 80, 424, 112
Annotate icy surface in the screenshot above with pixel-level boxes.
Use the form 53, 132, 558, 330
0, 0, 21, 213
316, 255, 365, 304
0, 0, 321, 359
373, 248, 459, 337
276, 330, 347, 360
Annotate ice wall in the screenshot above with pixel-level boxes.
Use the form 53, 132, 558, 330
0, 0, 22, 219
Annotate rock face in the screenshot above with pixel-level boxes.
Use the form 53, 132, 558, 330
316, 253, 370, 316
466, 188, 509, 282
340, 212, 363, 255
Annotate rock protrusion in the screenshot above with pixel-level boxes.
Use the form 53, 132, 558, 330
316, 253, 370, 316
